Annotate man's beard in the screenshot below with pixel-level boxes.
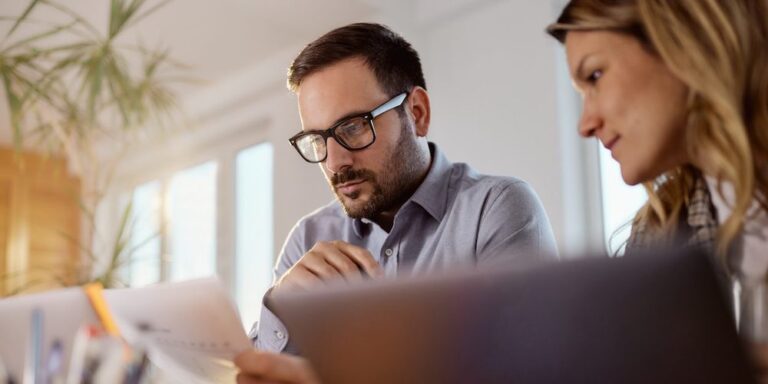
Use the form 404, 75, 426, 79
330, 117, 426, 220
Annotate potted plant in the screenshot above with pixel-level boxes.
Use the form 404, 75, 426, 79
1, 0, 188, 293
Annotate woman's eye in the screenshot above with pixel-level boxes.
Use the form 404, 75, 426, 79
586, 69, 603, 84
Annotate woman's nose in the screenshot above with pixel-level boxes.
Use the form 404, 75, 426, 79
578, 98, 602, 138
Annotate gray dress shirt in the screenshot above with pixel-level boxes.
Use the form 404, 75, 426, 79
253, 143, 558, 353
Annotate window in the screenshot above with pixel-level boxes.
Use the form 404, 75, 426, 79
166, 162, 218, 280
128, 181, 162, 286
127, 162, 218, 284
125, 142, 274, 329
235, 143, 274, 330
598, 146, 647, 254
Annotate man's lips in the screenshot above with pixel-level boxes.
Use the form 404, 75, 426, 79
336, 179, 365, 194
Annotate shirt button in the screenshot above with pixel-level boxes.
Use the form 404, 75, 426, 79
384, 248, 393, 257
275, 331, 285, 340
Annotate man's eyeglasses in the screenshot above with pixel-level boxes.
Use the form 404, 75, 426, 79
289, 92, 408, 163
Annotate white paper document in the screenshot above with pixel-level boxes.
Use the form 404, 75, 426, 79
104, 278, 253, 384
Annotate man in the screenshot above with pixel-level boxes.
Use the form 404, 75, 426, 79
236, 23, 557, 382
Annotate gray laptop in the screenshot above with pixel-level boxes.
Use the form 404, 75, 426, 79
270, 248, 756, 384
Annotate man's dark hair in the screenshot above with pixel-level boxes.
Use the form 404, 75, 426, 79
287, 23, 426, 96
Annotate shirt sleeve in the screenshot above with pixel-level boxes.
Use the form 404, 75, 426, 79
476, 181, 559, 267
252, 221, 307, 354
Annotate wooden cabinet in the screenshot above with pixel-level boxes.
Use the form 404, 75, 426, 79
0, 147, 80, 296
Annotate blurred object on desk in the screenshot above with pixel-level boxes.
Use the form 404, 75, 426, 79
0, 277, 249, 383
0, 287, 97, 381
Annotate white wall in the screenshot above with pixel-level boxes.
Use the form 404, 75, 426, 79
419, 0, 565, 249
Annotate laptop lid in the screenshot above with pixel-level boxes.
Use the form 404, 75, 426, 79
271, 248, 755, 384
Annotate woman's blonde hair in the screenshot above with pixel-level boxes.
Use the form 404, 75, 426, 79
548, 0, 768, 257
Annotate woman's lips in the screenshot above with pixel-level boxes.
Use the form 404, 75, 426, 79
604, 136, 620, 151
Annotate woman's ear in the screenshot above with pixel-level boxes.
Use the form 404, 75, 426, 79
407, 86, 431, 137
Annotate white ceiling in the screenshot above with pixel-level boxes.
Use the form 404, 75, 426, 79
0, 0, 418, 144
0, 0, 412, 85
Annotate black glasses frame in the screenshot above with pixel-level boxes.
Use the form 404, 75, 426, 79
288, 92, 409, 163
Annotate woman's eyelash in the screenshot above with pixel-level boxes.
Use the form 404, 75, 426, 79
586, 69, 604, 83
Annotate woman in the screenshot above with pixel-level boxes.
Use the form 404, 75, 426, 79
547, 0, 768, 373
548, 0, 768, 278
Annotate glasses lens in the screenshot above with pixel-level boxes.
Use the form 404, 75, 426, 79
296, 134, 326, 162
335, 117, 374, 149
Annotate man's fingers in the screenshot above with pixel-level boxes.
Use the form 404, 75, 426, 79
278, 266, 322, 291
323, 252, 363, 280
302, 251, 343, 279
276, 241, 382, 294
333, 241, 383, 277
235, 350, 320, 384
309, 241, 369, 280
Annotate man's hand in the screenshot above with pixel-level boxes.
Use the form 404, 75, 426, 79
273, 240, 382, 293
235, 350, 321, 384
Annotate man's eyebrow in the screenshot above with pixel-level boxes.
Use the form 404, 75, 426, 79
307, 109, 370, 132
332, 110, 369, 126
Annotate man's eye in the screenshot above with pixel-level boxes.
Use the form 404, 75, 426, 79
340, 121, 364, 134
311, 135, 325, 147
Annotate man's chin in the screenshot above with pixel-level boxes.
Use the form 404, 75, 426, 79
335, 185, 371, 204
336, 194, 372, 218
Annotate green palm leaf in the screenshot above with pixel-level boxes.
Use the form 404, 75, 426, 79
4, 0, 42, 39
1, 0, 190, 294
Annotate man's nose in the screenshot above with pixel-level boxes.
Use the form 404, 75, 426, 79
324, 138, 353, 174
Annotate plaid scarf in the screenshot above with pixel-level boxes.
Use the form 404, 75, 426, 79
626, 175, 719, 254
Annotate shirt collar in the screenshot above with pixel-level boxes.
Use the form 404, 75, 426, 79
351, 142, 452, 237
409, 142, 452, 221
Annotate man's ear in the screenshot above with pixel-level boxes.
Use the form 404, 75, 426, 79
407, 86, 430, 137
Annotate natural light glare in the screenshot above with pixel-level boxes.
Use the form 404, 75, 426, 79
235, 143, 274, 330
128, 181, 162, 287
599, 146, 647, 255
166, 162, 218, 281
